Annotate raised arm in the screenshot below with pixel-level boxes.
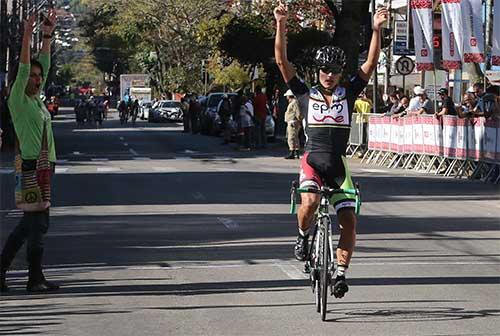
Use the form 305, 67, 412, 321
359, 7, 388, 82
274, 1, 296, 83
40, 9, 57, 55
20, 15, 37, 64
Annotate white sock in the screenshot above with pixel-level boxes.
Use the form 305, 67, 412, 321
298, 228, 309, 237
337, 264, 348, 277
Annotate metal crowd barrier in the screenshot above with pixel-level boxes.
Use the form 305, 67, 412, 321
354, 115, 500, 184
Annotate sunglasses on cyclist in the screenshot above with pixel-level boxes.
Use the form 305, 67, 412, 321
319, 66, 343, 74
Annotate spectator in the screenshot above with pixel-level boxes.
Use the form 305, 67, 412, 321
391, 96, 410, 119
408, 86, 423, 114
1, 10, 59, 293
283, 89, 302, 159
472, 82, 497, 119
239, 94, 254, 151
181, 96, 190, 133
409, 88, 434, 115
384, 92, 401, 116
354, 91, 372, 156
253, 85, 268, 149
458, 93, 476, 118
217, 94, 233, 144
189, 96, 202, 134
435, 88, 457, 117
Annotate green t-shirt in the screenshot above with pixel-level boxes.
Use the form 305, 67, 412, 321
8, 53, 56, 162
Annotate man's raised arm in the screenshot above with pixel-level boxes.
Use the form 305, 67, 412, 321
359, 7, 388, 82
274, 1, 296, 83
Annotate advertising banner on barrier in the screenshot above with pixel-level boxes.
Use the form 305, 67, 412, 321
398, 118, 405, 154
441, 0, 463, 70
366, 116, 497, 162
422, 116, 438, 155
368, 116, 380, 150
468, 118, 482, 160
390, 117, 399, 152
412, 117, 424, 153
442, 116, 457, 158
461, 0, 485, 63
411, 0, 434, 71
456, 118, 468, 160
404, 117, 414, 153
382, 117, 391, 151
483, 119, 498, 161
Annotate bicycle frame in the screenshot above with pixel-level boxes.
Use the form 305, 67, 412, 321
290, 180, 361, 321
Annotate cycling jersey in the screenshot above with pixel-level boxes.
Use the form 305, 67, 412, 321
288, 74, 367, 190
288, 74, 367, 156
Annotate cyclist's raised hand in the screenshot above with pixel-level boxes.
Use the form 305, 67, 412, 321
274, 1, 288, 23
373, 7, 389, 31
23, 14, 37, 35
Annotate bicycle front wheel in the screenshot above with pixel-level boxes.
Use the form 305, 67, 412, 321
320, 217, 330, 321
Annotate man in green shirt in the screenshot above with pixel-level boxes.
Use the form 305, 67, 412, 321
1, 9, 59, 293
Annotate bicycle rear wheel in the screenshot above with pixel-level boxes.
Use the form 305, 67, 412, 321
320, 218, 330, 321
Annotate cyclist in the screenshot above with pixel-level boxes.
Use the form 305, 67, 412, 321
274, 2, 388, 298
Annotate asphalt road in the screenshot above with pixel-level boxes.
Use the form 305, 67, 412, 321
0, 107, 499, 336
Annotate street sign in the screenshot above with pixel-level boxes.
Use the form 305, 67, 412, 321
395, 56, 415, 75
393, 20, 414, 56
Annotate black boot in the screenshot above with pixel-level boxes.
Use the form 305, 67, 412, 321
1, 232, 26, 293
26, 249, 59, 293
0, 270, 8, 292
285, 151, 295, 159
294, 150, 300, 159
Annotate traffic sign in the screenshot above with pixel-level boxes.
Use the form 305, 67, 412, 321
395, 56, 415, 75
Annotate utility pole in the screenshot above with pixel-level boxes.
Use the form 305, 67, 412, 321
484, 0, 493, 90
371, 0, 378, 113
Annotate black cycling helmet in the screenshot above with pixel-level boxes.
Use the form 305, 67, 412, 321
314, 46, 346, 74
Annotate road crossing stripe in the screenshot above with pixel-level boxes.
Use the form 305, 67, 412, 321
55, 167, 69, 173
152, 167, 178, 172
91, 158, 109, 162
0, 168, 14, 174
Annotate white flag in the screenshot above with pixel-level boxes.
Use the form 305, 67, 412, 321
492, 0, 500, 66
411, 0, 434, 71
441, 0, 463, 70
461, 0, 485, 63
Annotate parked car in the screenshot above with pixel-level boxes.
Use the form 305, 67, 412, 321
200, 92, 238, 135
140, 102, 153, 120
148, 100, 183, 122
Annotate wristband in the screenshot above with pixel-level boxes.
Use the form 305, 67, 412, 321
43, 34, 52, 39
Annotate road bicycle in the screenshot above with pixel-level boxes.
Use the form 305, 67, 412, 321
290, 180, 361, 321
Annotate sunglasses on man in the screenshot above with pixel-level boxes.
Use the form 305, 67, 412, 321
319, 66, 343, 74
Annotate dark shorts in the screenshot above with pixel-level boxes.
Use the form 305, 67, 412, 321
299, 152, 356, 212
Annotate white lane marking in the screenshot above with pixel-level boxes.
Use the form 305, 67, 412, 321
91, 158, 109, 162
97, 167, 120, 172
360, 168, 388, 173
184, 149, 199, 154
56, 159, 68, 164
55, 167, 69, 173
124, 143, 129, 147
6, 212, 23, 218
73, 151, 82, 155
153, 167, 178, 172
275, 262, 308, 280
6, 260, 496, 276
192, 192, 206, 201
0, 168, 14, 174
217, 217, 240, 230
129, 148, 139, 156
119, 137, 124, 141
